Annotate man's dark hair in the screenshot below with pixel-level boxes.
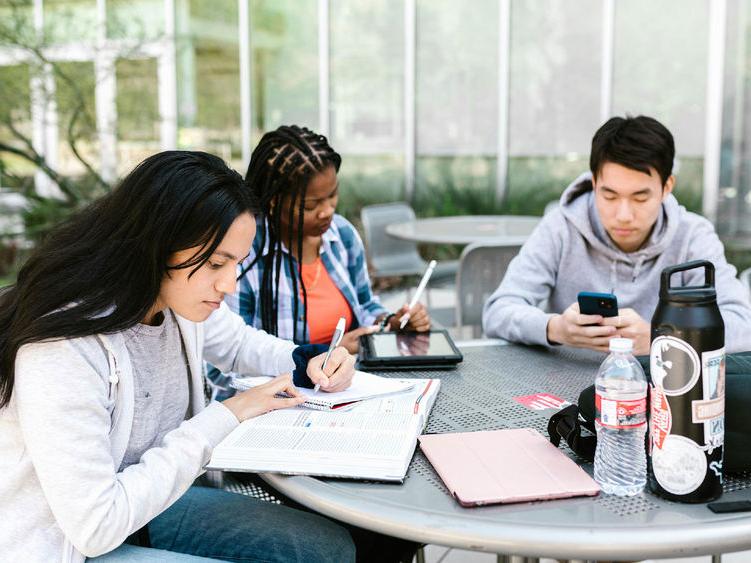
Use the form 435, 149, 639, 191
590, 115, 675, 186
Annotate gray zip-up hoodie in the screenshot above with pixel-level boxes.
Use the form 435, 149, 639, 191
483, 172, 751, 353
0, 302, 296, 562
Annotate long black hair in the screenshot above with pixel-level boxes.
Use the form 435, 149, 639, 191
242, 125, 341, 343
0, 150, 257, 408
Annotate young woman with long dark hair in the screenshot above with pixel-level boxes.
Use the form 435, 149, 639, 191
0, 151, 355, 562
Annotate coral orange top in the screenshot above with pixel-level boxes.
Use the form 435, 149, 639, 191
300, 257, 354, 344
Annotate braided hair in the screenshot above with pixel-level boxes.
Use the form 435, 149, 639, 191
242, 125, 342, 343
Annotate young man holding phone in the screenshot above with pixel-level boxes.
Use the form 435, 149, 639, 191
482, 115, 751, 355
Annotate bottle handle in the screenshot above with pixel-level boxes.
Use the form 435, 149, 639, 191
660, 260, 715, 292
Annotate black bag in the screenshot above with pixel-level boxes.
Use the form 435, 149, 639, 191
548, 352, 751, 471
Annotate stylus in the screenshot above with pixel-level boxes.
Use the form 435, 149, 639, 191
399, 260, 437, 330
314, 317, 346, 393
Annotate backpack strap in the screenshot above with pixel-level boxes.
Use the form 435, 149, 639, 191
547, 404, 597, 461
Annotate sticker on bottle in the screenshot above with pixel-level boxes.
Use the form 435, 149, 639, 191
650, 336, 701, 396
652, 434, 707, 495
693, 348, 725, 449
595, 393, 647, 429
650, 384, 672, 451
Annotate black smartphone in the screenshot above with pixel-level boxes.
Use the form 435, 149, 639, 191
707, 500, 751, 513
577, 291, 619, 317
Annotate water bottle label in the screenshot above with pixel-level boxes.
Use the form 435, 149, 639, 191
595, 393, 647, 429
693, 347, 725, 449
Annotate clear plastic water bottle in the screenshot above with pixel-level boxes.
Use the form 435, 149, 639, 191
593, 337, 648, 496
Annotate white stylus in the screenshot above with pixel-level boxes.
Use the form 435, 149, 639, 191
399, 260, 437, 330
313, 317, 346, 393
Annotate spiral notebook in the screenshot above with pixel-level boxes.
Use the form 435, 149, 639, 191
231, 370, 415, 411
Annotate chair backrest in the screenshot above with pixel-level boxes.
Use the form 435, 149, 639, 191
360, 202, 426, 277
740, 267, 751, 297
456, 242, 520, 331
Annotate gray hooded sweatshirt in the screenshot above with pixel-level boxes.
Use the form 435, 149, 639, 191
483, 172, 751, 353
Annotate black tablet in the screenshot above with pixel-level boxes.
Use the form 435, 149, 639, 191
358, 329, 463, 370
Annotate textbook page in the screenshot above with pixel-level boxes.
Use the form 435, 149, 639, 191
208, 378, 441, 481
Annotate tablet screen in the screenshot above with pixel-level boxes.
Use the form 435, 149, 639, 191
370, 332, 456, 358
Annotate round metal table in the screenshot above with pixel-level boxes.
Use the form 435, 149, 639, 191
385, 215, 541, 246
259, 342, 751, 562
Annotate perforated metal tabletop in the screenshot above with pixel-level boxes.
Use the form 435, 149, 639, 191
260, 342, 751, 561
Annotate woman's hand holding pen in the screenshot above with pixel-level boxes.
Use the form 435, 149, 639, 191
307, 346, 355, 393
223, 374, 305, 422
390, 303, 431, 332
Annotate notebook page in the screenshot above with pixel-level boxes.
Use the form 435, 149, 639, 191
232, 370, 415, 408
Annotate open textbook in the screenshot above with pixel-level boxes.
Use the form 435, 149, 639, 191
208, 378, 441, 482
231, 370, 415, 411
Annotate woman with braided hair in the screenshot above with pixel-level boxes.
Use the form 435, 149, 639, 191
225, 125, 430, 361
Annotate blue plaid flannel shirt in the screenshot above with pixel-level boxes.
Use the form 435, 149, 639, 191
229, 213, 388, 339
207, 214, 388, 397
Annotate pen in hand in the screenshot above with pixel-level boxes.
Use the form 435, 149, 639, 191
399, 260, 437, 330
313, 317, 346, 393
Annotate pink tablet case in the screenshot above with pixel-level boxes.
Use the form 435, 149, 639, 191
418, 428, 600, 507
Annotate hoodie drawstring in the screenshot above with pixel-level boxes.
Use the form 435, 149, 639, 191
632, 255, 645, 282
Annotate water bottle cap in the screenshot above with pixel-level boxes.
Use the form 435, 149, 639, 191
609, 337, 633, 353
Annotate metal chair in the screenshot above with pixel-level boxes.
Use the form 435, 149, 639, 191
455, 242, 520, 337
360, 202, 457, 302
360, 202, 429, 279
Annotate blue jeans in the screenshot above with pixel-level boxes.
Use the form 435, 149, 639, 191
90, 486, 355, 562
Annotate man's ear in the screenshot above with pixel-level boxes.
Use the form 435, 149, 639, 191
662, 175, 676, 200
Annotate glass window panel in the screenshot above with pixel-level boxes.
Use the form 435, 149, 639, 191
107, 0, 164, 41
115, 58, 159, 171
414, 156, 498, 215
336, 155, 404, 219
44, 0, 97, 44
508, 0, 602, 157
416, 0, 499, 155
0, 1, 34, 46
507, 156, 589, 213
612, 0, 708, 157
718, 0, 751, 241
330, 0, 403, 153
176, 0, 241, 165
0, 64, 33, 180
55, 61, 97, 175
250, 0, 318, 141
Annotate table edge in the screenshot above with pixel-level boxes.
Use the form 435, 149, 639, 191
259, 472, 751, 559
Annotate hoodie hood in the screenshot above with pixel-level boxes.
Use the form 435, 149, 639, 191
557, 171, 684, 289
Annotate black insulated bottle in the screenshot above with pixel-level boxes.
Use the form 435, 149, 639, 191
648, 260, 724, 503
